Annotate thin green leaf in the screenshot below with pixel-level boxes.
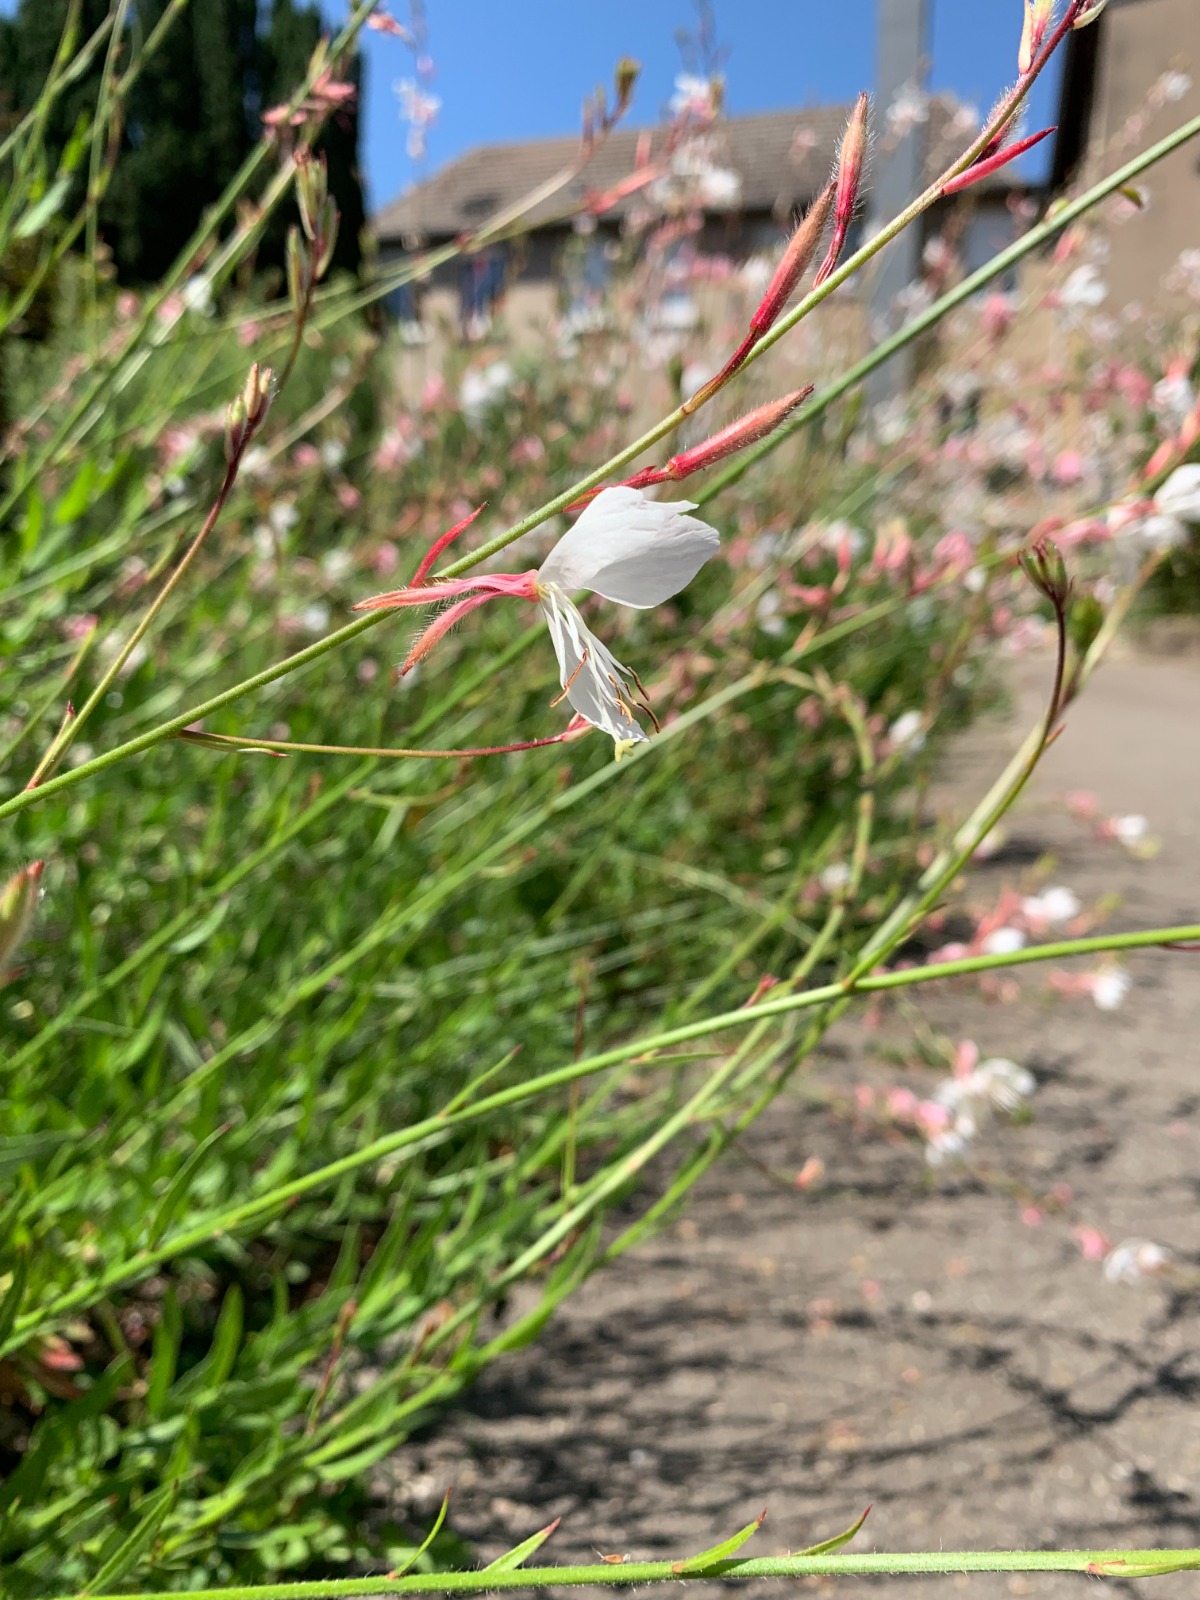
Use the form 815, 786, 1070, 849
167, 896, 230, 954
389, 1487, 452, 1578
84, 1479, 178, 1593
0, 1248, 30, 1350
13, 174, 71, 240
672, 1509, 767, 1573
483, 1517, 561, 1571
795, 1504, 871, 1558
145, 1123, 230, 1248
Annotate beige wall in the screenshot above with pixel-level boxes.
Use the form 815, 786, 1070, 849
1085, 0, 1200, 307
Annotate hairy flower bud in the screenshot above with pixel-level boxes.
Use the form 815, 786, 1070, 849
751, 181, 835, 337
815, 92, 869, 288
661, 387, 815, 478
1018, 0, 1054, 73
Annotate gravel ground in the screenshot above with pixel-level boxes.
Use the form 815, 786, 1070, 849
387, 650, 1200, 1598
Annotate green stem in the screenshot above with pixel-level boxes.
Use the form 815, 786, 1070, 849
41, 1545, 1200, 1599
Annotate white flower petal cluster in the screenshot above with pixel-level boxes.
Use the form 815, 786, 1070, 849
1091, 965, 1131, 1011
536, 488, 720, 744
1021, 885, 1081, 928
926, 1057, 1036, 1165
1103, 1238, 1172, 1284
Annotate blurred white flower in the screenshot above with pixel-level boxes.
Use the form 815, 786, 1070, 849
1103, 1238, 1171, 1284
888, 710, 925, 753
670, 74, 718, 119
981, 926, 1025, 956
1157, 70, 1192, 104
1091, 965, 1131, 1011
320, 440, 347, 471
819, 861, 851, 893
1153, 371, 1195, 430
1113, 813, 1149, 847
299, 603, 331, 635
460, 360, 514, 426
321, 549, 354, 583
181, 274, 214, 316
1021, 886, 1081, 929
1060, 263, 1108, 312
268, 500, 300, 539
1155, 463, 1200, 522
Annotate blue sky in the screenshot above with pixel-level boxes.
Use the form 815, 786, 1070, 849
329, 1, 1064, 214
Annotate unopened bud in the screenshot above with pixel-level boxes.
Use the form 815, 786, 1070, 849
1018, 0, 1054, 73
751, 181, 835, 336
241, 361, 274, 426
287, 224, 309, 309
663, 386, 815, 478
1019, 536, 1072, 609
227, 364, 275, 461
224, 395, 246, 463
1072, 0, 1108, 27
815, 92, 869, 288
295, 152, 328, 243
315, 197, 340, 278
614, 57, 639, 114
0, 860, 43, 973
1068, 590, 1105, 661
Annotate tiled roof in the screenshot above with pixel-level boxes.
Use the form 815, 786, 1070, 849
372, 98, 1022, 246
373, 105, 852, 243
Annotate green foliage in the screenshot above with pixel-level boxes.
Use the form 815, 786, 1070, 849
0, 0, 364, 288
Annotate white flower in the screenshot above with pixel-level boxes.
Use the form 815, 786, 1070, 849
1022, 886, 1081, 928
536, 489, 720, 744
1092, 965, 1131, 1011
1061, 263, 1108, 312
981, 926, 1026, 956
181, 274, 215, 316
1103, 1238, 1171, 1284
320, 439, 347, 471
888, 710, 925, 752
268, 500, 300, 539
1157, 70, 1192, 104
819, 862, 851, 893
1154, 463, 1200, 523
1136, 512, 1189, 549
670, 74, 718, 119
460, 360, 513, 425
1153, 371, 1195, 430
356, 489, 720, 749
972, 1057, 1036, 1112
1113, 813, 1148, 847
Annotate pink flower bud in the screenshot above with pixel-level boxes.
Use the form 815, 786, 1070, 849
815, 92, 869, 288
661, 387, 814, 478
751, 181, 835, 337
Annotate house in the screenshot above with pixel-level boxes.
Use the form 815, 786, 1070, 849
369, 0, 1199, 360
371, 97, 1023, 355
1053, 0, 1200, 308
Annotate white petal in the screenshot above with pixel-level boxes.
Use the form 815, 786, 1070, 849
538, 486, 719, 608
1155, 463, 1200, 523
539, 589, 649, 745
